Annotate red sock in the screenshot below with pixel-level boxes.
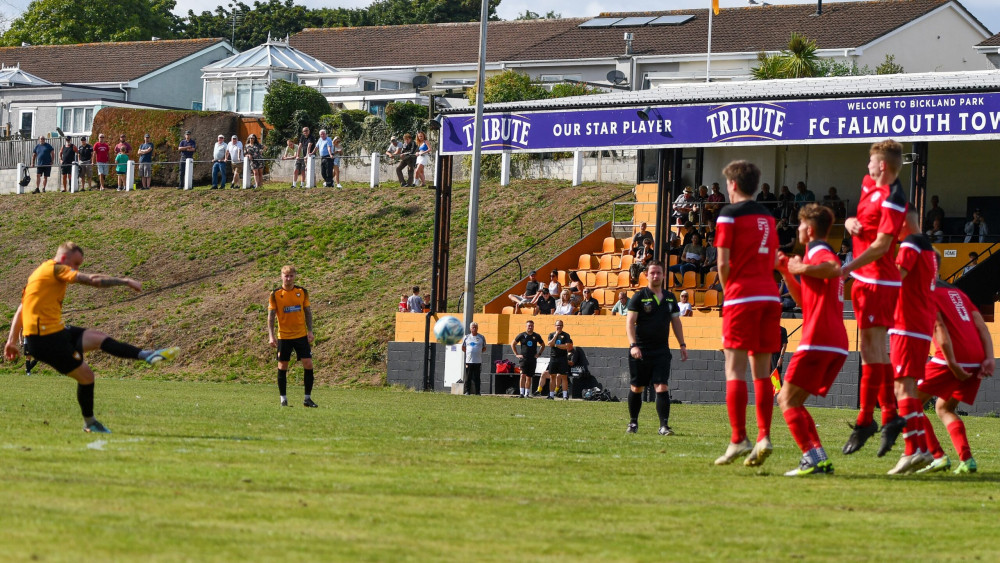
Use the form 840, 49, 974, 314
947, 420, 972, 461
899, 397, 926, 456
878, 364, 898, 424
753, 378, 773, 441
726, 380, 748, 443
857, 364, 878, 426
783, 407, 811, 453
922, 414, 944, 458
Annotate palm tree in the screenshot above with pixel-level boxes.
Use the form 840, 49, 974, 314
751, 32, 820, 79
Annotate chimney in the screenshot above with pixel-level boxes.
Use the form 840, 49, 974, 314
816, 0, 822, 16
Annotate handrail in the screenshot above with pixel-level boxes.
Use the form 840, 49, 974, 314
944, 240, 1000, 283
455, 187, 634, 311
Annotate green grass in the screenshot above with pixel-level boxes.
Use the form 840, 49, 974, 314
2, 373, 999, 561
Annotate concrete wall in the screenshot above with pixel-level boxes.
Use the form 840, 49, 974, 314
132, 44, 233, 110
858, 5, 992, 73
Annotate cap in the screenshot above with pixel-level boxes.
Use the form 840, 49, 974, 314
541, 287, 549, 293
185, 130, 192, 135
218, 135, 225, 139
143, 133, 150, 138
390, 136, 397, 141
528, 270, 537, 276
683, 186, 693, 194
232, 135, 238, 139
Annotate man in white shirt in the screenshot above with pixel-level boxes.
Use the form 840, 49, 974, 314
211, 135, 228, 190
461, 322, 487, 395
226, 135, 244, 189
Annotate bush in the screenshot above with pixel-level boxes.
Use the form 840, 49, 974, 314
262, 79, 330, 141
385, 102, 428, 135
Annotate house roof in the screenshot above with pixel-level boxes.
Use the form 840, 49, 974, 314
203, 35, 337, 73
291, 0, 981, 69
978, 32, 1000, 47
0, 38, 229, 84
0, 65, 51, 87
441, 69, 1000, 113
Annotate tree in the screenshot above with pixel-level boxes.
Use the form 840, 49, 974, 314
1, 0, 180, 46
751, 33, 821, 80
875, 54, 905, 75
467, 70, 548, 104
515, 10, 561, 20
262, 79, 330, 146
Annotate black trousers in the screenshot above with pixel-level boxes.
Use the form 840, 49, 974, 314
320, 156, 333, 185
464, 363, 482, 395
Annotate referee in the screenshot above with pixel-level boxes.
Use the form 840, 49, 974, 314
625, 259, 687, 435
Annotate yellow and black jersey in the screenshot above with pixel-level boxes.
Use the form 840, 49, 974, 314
21, 259, 79, 336
268, 285, 310, 340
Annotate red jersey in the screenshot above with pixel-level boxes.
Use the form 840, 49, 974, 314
931, 283, 984, 366
715, 200, 779, 307
797, 241, 848, 353
892, 234, 938, 336
93, 142, 110, 163
850, 175, 907, 286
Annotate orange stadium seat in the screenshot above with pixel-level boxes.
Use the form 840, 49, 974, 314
597, 237, 621, 255
577, 254, 599, 272
620, 255, 634, 271
681, 271, 698, 290
702, 271, 718, 289
594, 271, 610, 288
501, 306, 514, 314
599, 254, 615, 271
702, 290, 720, 308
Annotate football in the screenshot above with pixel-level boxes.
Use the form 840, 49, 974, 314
433, 316, 464, 345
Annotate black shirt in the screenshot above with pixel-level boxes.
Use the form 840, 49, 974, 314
579, 297, 600, 315
512, 331, 544, 357
632, 230, 653, 249
399, 140, 417, 156
756, 191, 777, 202
298, 134, 314, 157
626, 287, 680, 349
548, 331, 572, 359
524, 281, 539, 297
77, 143, 93, 161
537, 296, 555, 314
60, 144, 76, 165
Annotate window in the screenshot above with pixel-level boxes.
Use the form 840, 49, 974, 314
221, 80, 236, 112
251, 80, 267, 113
19, 110, 33, 137
60, 107, 94, 135
363, 80, 377, 91
379, 80, 400, 90
369, 101, 387, 116
237, 81, 251, 113
191, 101, 203, 111
204, 81, 222, 111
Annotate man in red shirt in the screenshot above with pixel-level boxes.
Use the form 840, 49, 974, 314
885, 209, 939, 474
713, 160, 781, 467
914, 282, 994, 474
840, 140, 908, 455
92, 133, 111, 191
776, 204, 847, 476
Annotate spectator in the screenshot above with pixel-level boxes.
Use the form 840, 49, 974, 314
58, 136, 76, 193
696, 185, 710, 224
567, 271, 584, 306
315, 129, 334, 187
396, 133, 417, 187
227, 134, 243, 189
30, 135, 54, 193
579, 288, 600, 315
423, 293, 430, 312
924, 195, 945, 230
94, 133, 110, 190
678, 290, 693, 317
114, 147, 128, 191
554, 289, 575, 315
793, 181, 815, 214
332, 136, 344, 188
669, 232, 705, 284
777, 185, 794, 221
547, 270, 561, 297
701, 234, 718, 277
628, 222, 654, 256
461, 322, 486, 395
756, 182, 778, 217
680, 221, 697, 246
77, 137, 93, 191
177, 130, 196, 190
963, 251, 979, 275
964, 209, 989, 242
611, 291, 629, 315
631, 238, 654, 284
281, 138, 300, 188
776, 218, 796, 253
211, 135, 228, 190
245, 134, 266, 189
114, 134, 131, 157
137, 134, 153, 190
414, 131, 431, 187
925, 218, 944, 243
837, 242, 852, 264
673, 186, 697, 224
706, 182, 726, 213
507, 270, 541, 312
536, 287, 556, 314
385, 136, 401, 160
295, 126, 315, 189
406, 286, 424, 313
778, 278, 796, 312
823, 186, 846, 220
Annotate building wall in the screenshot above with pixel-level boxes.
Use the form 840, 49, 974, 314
857, 6, 991, 73
133, 45, 232, 110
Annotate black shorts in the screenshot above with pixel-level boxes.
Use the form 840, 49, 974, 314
24, 326, 86, 375
277, 336, 311, 362
628, 347, 672, 388
519, 357, 537, 377
37, 165, 51, 177
295, 159, 306, 173
61, 164, 73, 175
547, 357, 570, 375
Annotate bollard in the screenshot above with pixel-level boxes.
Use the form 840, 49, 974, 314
16, 163, 24, 194
305, 155, 316, 188
184, 158, 194, 190
370, 152, 380, 188
242, 155, 251, 189
70, 163, 78, 193
501, 151, 511, 186
125, 160, 135, 192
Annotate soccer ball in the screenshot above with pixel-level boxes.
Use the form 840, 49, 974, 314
433, 316, 464, 346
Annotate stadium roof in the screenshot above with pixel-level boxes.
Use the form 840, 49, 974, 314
291, 0, 987, 69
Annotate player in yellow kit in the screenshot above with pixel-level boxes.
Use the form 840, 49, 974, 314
268, 265, 317, 407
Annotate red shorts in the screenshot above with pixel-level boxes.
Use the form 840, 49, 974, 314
918, 360, 982, 405
889, 332, 932, 380
722, 300, 781, 354
785, 349, 848, 398
851, 280, 899, 330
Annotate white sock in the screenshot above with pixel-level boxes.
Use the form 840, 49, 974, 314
304, 394, 311, 400
563, 391, 568, 398
549, 392, 555, 398
280, 395, 287, 402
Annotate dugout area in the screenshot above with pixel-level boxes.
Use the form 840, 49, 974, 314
389, 70, 1000, 413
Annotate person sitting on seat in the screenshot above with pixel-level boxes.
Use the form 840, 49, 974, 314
536, 287, 556, 315
668, 232, 705, 285
507, 270, 541, 312
678, 290, 693, 317
611, 291, 629, 315
579, 288, 600, 315
627, 222, 654, 257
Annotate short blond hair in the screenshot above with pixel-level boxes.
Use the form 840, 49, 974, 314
280, 265, 296, 276
870, 140, 903, 175
57, 241, 83, 257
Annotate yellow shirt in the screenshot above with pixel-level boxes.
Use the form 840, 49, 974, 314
21, 259, 79, 336
268, 285, 310, 339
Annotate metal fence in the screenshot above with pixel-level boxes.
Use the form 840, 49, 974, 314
0, 137, 66, 170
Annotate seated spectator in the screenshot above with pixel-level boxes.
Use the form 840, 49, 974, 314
777, 219, 796, 253
554, 289, 575, 315
667, 228, 683, 257
631, 238, 654, 284
756, 182, 778, 217
924, 195, 945, 229
627, 222, 654, 256
777, 185, 795, 221
507, 270, 541, 312
673, 186, 698, 224
611, 291, 629, 315
578, 288, 600, 315
793, 181, 816, 215
837, 242, 852, 264
701, 234, 718, 276
779, 279, 796, 312
680, 221, 697, 246
678, 290, 693, 317
536, 287, 556, 314
823, 186, 845, 220
669, 232, 705, 284
705, 182, 726, 213
547, 270, 561, 297
925, 218, 944, 243
406, 286, 425, 313
567, 271, 584, 306
963, 251, 979, 275
964, 209, 989, 242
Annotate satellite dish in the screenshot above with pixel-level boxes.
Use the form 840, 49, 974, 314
411, 75, 429, 89
607, 70, 627, 85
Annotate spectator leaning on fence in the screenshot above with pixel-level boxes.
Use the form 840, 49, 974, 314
211, 135, 228, 190
58, 137, 77, 193
77, 137, 93, 191
396, 133, 417, 187
964, 209, 989, 243
332, 136, 344, 189
31, 135, 54, 193
227, 135, 243, 189
137, 134, 153, 190
93, 133, 110, 191
315, 130, 334, 187
245, 134, 265, 189
296, 127, 315, 188
177, 130, 196, 190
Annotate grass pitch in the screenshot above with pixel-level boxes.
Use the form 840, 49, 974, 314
2, 374, 999, 561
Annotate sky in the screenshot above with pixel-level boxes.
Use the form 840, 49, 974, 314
0, 0, 996, 35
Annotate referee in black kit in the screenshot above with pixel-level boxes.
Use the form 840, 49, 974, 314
625, 259, 687, 435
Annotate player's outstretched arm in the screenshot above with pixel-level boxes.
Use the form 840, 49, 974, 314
933, 313, 972, 381
3, 304, 23, 361
75, 272, 141, 292
972, 311, 995, 377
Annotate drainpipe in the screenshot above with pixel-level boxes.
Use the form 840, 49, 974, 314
119, 82, 128, 102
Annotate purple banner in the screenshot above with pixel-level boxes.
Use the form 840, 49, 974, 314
439, 92, 1000, 154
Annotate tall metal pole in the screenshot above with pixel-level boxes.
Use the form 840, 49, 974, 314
706, 7, 714, 84
462, 0, 490, 331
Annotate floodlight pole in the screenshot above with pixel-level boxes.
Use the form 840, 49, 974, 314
462, 0, 490, 331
